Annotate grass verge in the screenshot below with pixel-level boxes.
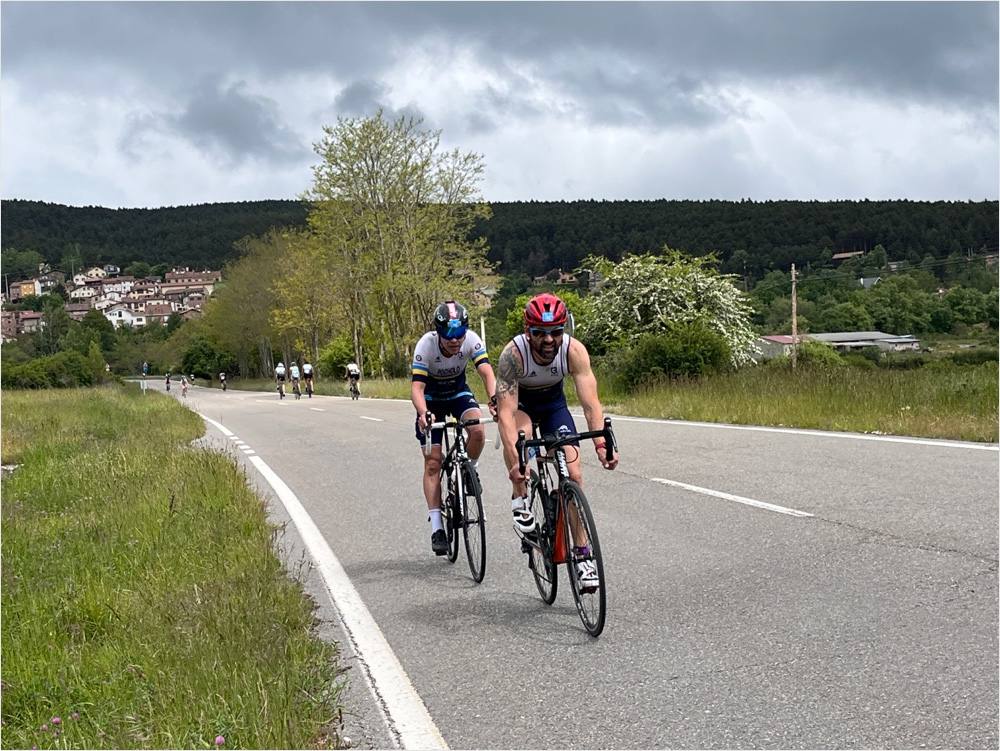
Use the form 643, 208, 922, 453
1, 386, 344, 749
218, 360, 998, 442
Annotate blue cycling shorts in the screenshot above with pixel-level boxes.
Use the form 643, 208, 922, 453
415, 394, 482, 446
519, 400, 579, 446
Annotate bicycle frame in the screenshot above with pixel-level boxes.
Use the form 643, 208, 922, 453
515, 417, 617, 559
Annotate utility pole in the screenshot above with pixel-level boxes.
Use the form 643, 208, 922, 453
791, 263, 798, 370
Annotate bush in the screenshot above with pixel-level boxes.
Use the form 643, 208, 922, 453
949, 347, 999, 366
318, 334, 354, 378
1, 351, 95, 389
619, 320, 730, 389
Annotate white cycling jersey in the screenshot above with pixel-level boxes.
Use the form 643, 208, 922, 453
290, 365, 301, 379
410, 330, 489, 400
302, 363, 313, 376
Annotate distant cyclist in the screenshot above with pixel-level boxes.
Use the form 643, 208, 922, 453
290, 362, 302, 398
346, 362, 361, 397
275, 361, 287, 399
411, 301, 496, 556
165, 371, 171, 392
493, 292, 619, 590
180, 375, 189, 398
302, 359, 314, 397
219, 371, 227, 391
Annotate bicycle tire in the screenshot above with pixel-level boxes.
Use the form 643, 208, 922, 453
461, 462, 486, 583
528, 472, 558, 604
447, 466, 461, 562
562, 481, 606, 637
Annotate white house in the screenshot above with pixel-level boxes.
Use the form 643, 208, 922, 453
104, 304, 146, 328
69, 285, 99, 300
102, 276, 135, 295
85, 266, 108, 279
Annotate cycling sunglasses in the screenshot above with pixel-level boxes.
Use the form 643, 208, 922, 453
441, 319, 468, 340
528, 326, 565, 337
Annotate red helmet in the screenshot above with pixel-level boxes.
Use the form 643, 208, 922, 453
524, 293, 568, 327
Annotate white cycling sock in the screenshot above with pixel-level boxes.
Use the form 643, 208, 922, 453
429, 508, 443, 532
511, 496, 529, 512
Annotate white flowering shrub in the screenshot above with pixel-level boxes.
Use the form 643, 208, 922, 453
576, 250, 759, 367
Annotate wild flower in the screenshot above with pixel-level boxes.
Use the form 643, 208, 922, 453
51, 716, 62, 725
215, 735, 226, 746
71, 712, 80, 721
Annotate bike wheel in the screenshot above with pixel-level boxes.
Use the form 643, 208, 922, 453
528, 472, 557, 605
461, 463, 486, 583
447, 467, 461, 562
562, 481, 606, 637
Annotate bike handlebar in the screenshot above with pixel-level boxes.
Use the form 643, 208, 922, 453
516, 417, 617, 475
422, 416, 495, 455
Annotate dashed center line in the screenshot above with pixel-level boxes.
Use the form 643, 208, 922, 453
310, 407, 326, 412
651, 477, 813, 518
361, 416, 384, 422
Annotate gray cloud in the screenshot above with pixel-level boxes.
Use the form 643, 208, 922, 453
1, 2, 996, 205
168, 79, 306, 164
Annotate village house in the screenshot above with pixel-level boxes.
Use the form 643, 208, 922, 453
18, 310, 44, 334
104, 304, 146, 328
65, 302, 94, 321
84, 266, 108, 280
18, 279, 41, 298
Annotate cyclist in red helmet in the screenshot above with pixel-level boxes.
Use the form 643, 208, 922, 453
492, 292, 619, 589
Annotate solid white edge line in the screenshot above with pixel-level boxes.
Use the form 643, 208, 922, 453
198, 413, 446, 750
651, 477, 814, 518
605, 413, 998, 451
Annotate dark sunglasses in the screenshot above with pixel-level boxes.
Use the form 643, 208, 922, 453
529, 326, 565, 337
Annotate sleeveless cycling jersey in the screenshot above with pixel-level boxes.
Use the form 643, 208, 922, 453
302, 363, 313, 376
513, 333, 572, 409
411, 330, 489, 400
290, 365, 301, 379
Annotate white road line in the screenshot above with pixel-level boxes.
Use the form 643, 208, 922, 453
361, 416, 384, 422
606, 414, 998, 451
241, 448, 255, 454
651, 477, 814, 518
310, 407, 326, 412
198, 413, 446, 750
229, 435, 240, 441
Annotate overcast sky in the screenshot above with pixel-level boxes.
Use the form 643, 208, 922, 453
2, 1, 997, 208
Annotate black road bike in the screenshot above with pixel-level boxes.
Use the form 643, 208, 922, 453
304, 378, 313, 398
423, 417, 488, 583
515, 417, 617, 637
293, 379, 302, 400
349, 379, 361, 400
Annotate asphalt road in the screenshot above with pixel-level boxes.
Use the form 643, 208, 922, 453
157, 380, 998, 749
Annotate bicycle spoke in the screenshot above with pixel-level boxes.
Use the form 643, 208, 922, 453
462, 463, 486, 583
563, 481, 606, 637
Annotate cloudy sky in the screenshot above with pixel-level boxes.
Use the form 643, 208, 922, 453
2, 1, 997, 208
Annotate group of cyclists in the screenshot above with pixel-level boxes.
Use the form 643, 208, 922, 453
412, 293, 619, 591
160, 292, 619, 589
274, 358, 316, 399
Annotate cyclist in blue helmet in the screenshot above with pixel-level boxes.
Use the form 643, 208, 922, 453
411, 301, 497, 556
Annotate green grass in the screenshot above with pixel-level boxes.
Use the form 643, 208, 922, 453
212, 360, 998, 442
603, 361, 999, 443
1, 386, 344, 749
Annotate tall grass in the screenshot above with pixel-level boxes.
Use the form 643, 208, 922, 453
604, 361, 998, 442
1, 386, 344, 749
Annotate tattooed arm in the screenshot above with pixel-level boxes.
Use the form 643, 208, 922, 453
494, 341, 524, 473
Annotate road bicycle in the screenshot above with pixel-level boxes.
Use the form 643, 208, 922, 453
304, 378, 313, 398
277, 381, 285, 399
515, 417, 617, 637
292, 378, 302, 400
221, 379, 227, 392
423, 416, 488, 583
349, 379, 361, 400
